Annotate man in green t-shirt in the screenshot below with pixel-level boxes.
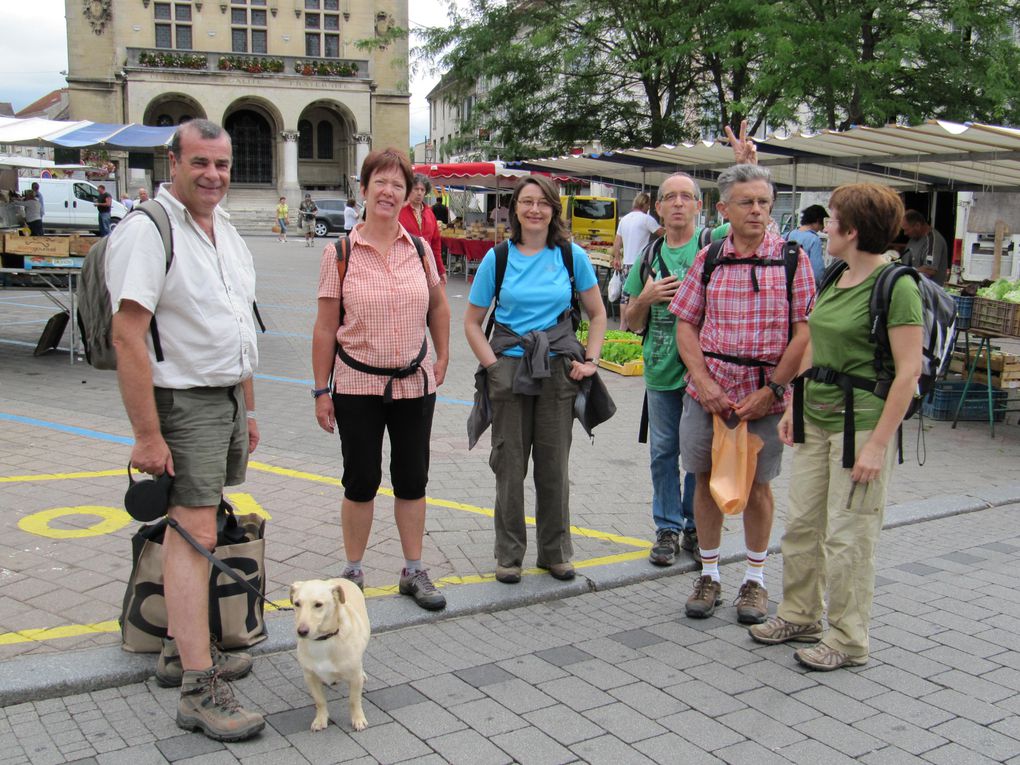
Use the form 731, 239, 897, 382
624, 173, 725, 567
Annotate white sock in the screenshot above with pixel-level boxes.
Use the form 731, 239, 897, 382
744, 549, 767, 587
699, 547, 721, 582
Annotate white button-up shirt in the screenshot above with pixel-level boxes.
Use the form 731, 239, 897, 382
106, 185, 259, 389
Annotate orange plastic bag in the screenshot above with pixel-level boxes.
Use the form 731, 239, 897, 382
709, 415, 764, 515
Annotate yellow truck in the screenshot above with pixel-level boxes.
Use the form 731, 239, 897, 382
561, 195, 617, 242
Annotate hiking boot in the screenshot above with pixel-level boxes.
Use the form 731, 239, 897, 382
537, 561, 575, 580
749, 616, 824, 646
649, 529, 680, 567
685, 575, 722, 618
495, 565, 521, 584
399, 568, 446, 610
341, 567, 365, 591
795, 643, 868, 671
734, 581, 769, 625
680, 528, 698, 553
176, 668, 265, 742
155, 636, 253, 688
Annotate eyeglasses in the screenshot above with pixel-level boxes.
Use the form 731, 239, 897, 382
730, 197, 772, 210
660, 191, 697, 204
517, 198, 552, 210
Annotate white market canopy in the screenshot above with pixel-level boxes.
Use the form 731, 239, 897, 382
508, 121, 1020, 192
0, 117, 176, 150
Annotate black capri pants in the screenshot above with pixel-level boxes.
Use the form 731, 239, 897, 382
333, 393, 436, 502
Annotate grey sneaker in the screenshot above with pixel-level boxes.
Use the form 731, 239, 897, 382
680, 528, 698, 553
649, 529, 680, 566
795, 643, 868, 671
176, 668, 265, 742
155, 636, 253, 688
495, 565, 521, 584
399, 568, 446, 610
734, 581, 769, 625
341, 567, 365, 591
749, 616, 824, 645
685, 575, 722, 618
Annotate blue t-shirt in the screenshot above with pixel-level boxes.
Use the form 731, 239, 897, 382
468, 241, 598, 357
787, 228, 824, 286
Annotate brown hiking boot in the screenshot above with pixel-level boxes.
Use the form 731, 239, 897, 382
749, 616, 824, 645
156, 636, 253, 688
795, 643, 868, 671
734, 581, 769, 625
685, 575, 722, 618
176, 668, 265, 742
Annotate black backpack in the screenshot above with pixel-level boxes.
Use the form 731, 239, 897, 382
792, 261, 957, 468
484, 240, 579, 338
696, 238, 803, 387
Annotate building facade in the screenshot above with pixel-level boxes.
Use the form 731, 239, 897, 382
65, 0, 410, 200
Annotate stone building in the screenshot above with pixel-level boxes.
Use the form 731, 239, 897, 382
64, 0, 410, 203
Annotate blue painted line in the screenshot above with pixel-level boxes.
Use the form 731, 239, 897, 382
264, 330, 312, 338
0, 301, 56, 311
0, 413, 133, 445
0, 338, 70, 351
6, 320, 49, 326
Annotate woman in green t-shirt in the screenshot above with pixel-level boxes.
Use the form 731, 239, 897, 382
749, 183, 923, 671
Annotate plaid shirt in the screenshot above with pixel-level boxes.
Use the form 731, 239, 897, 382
317, 225, 440, 398
669, 231, 815, 415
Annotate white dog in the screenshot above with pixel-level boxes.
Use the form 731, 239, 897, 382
290, 578, 371, 731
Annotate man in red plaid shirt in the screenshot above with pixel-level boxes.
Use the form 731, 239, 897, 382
669, 163, 815, 625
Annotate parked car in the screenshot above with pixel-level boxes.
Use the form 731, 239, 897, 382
313, 198, 353, 238
17, 178, 128, 234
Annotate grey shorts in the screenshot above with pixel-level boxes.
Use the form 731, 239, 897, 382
154, 385, 248, 508
678, 393, 784, 483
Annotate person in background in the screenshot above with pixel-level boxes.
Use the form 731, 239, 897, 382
399, 174, 446, 283
750, 183, 921, 671
121, 195, 135, 212
489, 196, 510, 225
298, 194, 318, 247
612, 193, 664, 332
786, 204, 828, 286
136, 187, 151, 205
311, 148, 451, 611
464, 176, 607, 585
432, 195, 451, 226
31, 181, 44, 224
275, 197, 288, 243
901, 210, 949, 285
343, 198, 359, 235
96, 184, 113, 236
20, 189, 43, 236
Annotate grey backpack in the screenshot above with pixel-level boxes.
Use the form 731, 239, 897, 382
76, 200, 173, 369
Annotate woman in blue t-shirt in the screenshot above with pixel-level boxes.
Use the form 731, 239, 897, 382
464, 176, 607, 585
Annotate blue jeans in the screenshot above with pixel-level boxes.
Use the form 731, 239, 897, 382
98, 212, 112, 237
646, 387, 696, 533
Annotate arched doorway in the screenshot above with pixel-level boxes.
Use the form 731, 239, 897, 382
143, 94, 206, 127
296, 101, 356, 194
225, 109, 273, 184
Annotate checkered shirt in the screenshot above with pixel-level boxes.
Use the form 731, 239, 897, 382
317, 225, 440, 398
668, 231, 815, 415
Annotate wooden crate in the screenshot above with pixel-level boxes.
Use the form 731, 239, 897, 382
2, 234, 70, 257
598, 358, 644, 376
69, 234, 98, 256
949, 352, 1020, 389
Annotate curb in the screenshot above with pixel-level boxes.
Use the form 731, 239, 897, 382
3, 485, 1019, 707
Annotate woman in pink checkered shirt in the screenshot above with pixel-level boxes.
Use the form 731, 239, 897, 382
311, 148, 452, 611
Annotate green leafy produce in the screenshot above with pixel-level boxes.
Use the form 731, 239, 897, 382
1003, 290, 1020, 304
600, 343, 643, 364
604, 330, 643, 342
977, 278, 1020, 300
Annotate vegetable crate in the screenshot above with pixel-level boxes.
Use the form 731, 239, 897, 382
971, 297, 1020, 337
921, 380, 1007, 422
953, 294, 973, 330
948, 350, 1020, 389
598, 358, 644, 376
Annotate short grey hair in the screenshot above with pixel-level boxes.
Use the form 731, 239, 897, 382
657, 172, 701, 201
169, 118, 229, 157
717, 164, 773, 202
412, 173, 432, 194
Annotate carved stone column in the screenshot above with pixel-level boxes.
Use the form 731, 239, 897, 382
280, 130, 301, 201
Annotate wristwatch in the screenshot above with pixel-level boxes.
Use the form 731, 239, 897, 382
311, 386, 332, 399
766, 381, 786, 400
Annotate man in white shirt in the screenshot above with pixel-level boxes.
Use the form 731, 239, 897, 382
612, 192, 664, 330
107, 119, 264, 743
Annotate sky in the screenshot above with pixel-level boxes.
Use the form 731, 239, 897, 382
0, 0, 452, 146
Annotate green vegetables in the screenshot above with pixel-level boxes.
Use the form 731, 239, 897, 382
600, 343, 643, 364
977, 278, 1020, 303
575, 321, 642, 345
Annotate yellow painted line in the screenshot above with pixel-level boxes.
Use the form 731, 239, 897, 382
0, 469, 123, 483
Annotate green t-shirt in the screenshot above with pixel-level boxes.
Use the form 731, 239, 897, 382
623, 224, 727, 391
805, 263, 923, 432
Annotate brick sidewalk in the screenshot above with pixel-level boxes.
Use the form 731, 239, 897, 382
0, 235, 1018, 667
3, 504, 1020, 764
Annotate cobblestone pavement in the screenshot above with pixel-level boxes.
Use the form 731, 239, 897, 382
2, 504, 1020, 764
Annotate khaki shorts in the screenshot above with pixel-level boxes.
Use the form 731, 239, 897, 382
154, 385, 248, 508
678, 393, 784, 483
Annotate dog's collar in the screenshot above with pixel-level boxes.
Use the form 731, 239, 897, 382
314, 629, 339, 641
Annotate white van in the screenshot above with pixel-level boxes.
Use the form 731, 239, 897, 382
16, 178, 128, 234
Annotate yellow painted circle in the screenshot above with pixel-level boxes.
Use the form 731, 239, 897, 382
18, 506, 133, 539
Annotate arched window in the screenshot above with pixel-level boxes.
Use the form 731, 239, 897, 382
298, 119, 313, 159
317, 121, 334, 159
157, 114, 174, 127
178, 115, 193, 124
